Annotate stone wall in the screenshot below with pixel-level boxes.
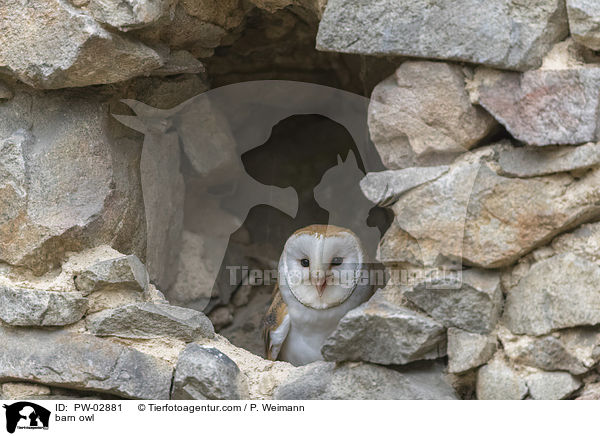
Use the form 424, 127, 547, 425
1, 0, 600, 400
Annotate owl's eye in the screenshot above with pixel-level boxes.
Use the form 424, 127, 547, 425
331, 257, 344, 266
300, 258, 310, 267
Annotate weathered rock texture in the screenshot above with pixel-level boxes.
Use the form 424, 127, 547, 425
317, 0, 568, 71
567, 0, 600, 50
2, 0, 600, 403
368, 61, 496, 169
0, 87, 145, 275
275, 361, 458, 400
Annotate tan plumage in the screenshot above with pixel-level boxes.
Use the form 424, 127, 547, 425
262, 285, 288, 360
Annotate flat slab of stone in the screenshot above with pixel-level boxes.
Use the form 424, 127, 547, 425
0, 285, 87, 326
275, 361, 458, 400
497, 142, 600, 177
321, 291, 446, 365
171, 344, 247, 400
0, 327, 172, 399
316, 0, 568, 71
87, 302, 214, 341
503, 253, 600, 335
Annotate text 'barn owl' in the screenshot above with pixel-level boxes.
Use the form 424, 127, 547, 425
263, 225, 375, 366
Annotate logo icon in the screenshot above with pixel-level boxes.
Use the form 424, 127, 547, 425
2, 402, 50, 434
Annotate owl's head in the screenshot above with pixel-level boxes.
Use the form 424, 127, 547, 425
280, 225, 367, 310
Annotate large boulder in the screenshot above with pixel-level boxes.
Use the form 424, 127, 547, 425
87, 302, 215, 341
316, 0, 568, 71
0, 88, 145, 275
368, 61, 496, 170
0, 327, 173, 399
0, 0, 163, 89
321, 290, 447, 365
275, 361, 458, 400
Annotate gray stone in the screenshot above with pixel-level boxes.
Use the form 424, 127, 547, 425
477, 67, 600, 146
0, 0, 163, 89
316, 0, 568, 71
551, 221, 600, 265
0, 285, 87, 326
379, 147, 600, 269
83, 0, 172, 30
497, 142, 600, 177
476, 355, 528, 400
275, 361, 458, 400
74, 255, 149, 295
360, 166, 449, 206
447, 328, 496, 374
499, 331, 599, 375
321, 291, 447, 365
525, 371, 582, 400
0, 88, 145, 275
405, 269, 503, 334
0, 326, 172, 399
503, 254, 600, 335
171, 344, 247, 400
87, 302, 214, 341
567, 0, 600, 50
368, 62, 496, 170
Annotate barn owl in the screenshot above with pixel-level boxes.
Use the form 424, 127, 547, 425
263, 225, 375, 366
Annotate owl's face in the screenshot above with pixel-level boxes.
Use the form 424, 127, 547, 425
280, 225, 366, 310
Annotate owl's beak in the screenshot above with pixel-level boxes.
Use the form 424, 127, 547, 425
315, 278, 327, 297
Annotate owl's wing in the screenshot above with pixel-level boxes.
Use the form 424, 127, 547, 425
262, 284, 290, 360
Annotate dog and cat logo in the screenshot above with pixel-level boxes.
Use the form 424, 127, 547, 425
2, 402, 50, 433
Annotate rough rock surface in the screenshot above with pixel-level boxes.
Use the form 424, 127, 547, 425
476, 354, 528, 400
476, 67, 600, 146
87, 302, 214, 341
360, 166, 449, 206
275, 361, 458, 400
321, 290, 447, 365
0, 88, 145, 274
317, 0, 568, 71
525, 371, 582, 400
82, 0, 173, 30
567, 0, 600, 50
74, 255, 149, 295
0, 285, 87, 326
379, 147, 600, 268
447, 328, 496, 374
368, 61, 496, 170
503, 253, 600, 335
500, 330, 590, 375
0, 326, 172, 399
497, 142, 600, 177
0, 0, 163, 89
171, 344, 248, 400
405, 269, 503, 334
